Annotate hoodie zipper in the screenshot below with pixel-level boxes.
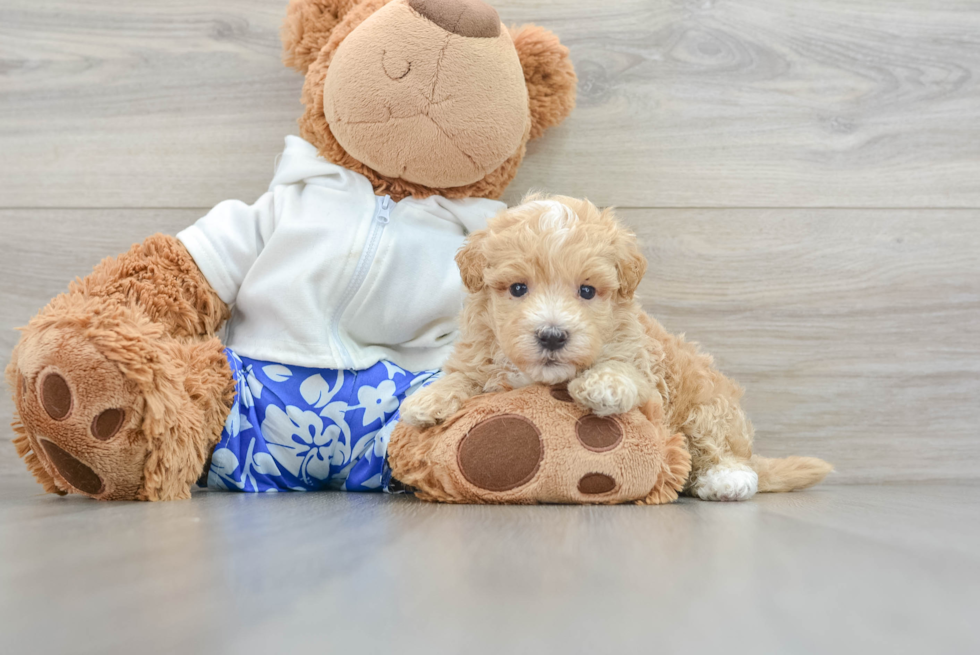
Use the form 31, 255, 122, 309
331, 195, 392, 369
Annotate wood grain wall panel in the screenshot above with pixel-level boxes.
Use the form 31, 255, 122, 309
2, 208, 976, 482
2, 1, 980, 208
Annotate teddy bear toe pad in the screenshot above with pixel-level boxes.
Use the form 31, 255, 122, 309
457, 415, 543, 492
577, 472, 617, 495
38, 439, 104, 496
575, 415, 623, 452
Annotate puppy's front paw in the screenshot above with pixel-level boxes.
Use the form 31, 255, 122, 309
568, 371, 639, 417
399, 389, 462, 428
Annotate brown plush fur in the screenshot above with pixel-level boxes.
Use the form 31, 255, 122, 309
389, 384, 691, 504
282, 0, 364, 72
511, 24, 578, 141
8, 236, 234, 500
401, 196, 833, 500
290, 0, 576, 200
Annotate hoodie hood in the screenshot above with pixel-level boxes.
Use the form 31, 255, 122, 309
268, 136, 505, 233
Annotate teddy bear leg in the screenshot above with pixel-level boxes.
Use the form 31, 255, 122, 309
8, 234, 233, 500
9, 297, 233, 501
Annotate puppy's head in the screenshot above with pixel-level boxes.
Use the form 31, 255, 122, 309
458, 194, 646, 384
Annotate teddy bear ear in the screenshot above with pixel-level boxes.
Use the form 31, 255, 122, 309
282, 0, 363, 73
509, 25, 578, 140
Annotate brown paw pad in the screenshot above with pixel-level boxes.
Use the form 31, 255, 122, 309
41, 372, 73, 420
550, 385, 573, 403
91, 408, 125, 441
578, 472, 617, 495
39, 439, 104, 496
457, 415, 543, 492
576, 415, 623, 452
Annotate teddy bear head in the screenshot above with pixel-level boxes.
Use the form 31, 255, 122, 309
282, 0, 577, 200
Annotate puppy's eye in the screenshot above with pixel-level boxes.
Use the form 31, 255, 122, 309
579, 285, 596, 300
509, 283, 528, 298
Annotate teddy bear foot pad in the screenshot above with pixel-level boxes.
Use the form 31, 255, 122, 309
389, 385, 691, 505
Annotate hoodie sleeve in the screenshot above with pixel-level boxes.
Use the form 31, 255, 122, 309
176, 191, 277, 305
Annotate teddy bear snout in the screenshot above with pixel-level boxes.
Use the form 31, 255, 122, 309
408, 0, 501, 39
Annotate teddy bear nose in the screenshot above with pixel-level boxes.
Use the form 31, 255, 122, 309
409, 0, 501, 38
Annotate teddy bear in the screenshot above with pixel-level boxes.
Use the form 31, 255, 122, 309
6, 0, 580, 501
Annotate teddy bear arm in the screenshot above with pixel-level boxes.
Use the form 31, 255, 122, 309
75, 233, 229, 340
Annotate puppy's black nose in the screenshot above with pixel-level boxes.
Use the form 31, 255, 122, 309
537, 328, 569, 352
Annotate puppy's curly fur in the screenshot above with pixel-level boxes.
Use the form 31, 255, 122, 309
401, 195, 833, 501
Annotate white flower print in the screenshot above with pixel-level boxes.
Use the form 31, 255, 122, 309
303, 373, 353, 465
374, 420, 398, 458
349, 429, 380, 468
300, 371, 345, 408
319, 401, 351, 465
262, 364, 292, 383
381, 361, 407, 380
262, 405, 339, 484
208, 447, 240, 490
411, 371, 439, 389
223, 405, 240, 437
209, 439, 279, 491
251, 451, 281, 476
355, 380, 399, 427
213, 353, 435, 493
237, 364, 264, 409
223, 403, 252, 439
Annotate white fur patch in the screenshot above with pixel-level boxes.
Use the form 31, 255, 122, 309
526, 293, 576, 333
527, 200, 577, 231
693, 464, 758, 502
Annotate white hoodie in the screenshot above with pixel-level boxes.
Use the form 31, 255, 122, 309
177, 136, 505, 372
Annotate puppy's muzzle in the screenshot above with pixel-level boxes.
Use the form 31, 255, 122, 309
536, 327, 569, 352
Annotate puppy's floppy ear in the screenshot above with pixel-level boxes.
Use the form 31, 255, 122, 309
282, 0, 363, 73
612, 221, 647, 299
456, 229, 489, 293
510, 25, 577, 140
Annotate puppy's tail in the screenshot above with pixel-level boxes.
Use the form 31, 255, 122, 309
749, 455, 833, 493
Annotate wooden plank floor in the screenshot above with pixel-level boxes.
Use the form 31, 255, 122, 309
0, 470, 978, 654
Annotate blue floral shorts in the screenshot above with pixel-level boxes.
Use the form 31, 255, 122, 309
204, 349, 438, 493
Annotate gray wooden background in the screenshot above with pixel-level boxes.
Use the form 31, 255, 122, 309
1, 0, 978, 482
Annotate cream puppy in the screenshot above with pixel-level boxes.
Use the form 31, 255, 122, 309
401, 195, 832, 501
